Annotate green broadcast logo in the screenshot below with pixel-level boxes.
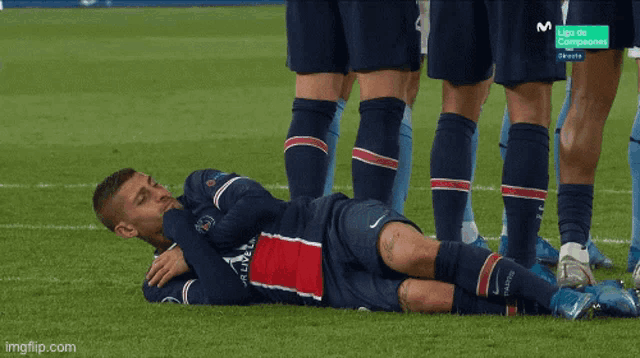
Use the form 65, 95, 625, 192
556, 26, 609, 49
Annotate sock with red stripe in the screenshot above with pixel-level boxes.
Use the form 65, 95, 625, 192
502, 123, 549, 268
285, 98, 337, 199
452, 286, 546, 316
430, 113, 476, 242
558, 184, 593, 246
435, 241, 557, 311
352, 97, 404, 205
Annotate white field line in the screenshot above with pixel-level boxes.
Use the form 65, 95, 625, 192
0, 182, 634, 194
0, 224, 630, 245
0, 182, 632, 244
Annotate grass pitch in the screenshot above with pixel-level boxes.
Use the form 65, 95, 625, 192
1, 6, 639, 357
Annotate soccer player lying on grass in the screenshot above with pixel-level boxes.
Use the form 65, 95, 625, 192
92, 168, 640, 319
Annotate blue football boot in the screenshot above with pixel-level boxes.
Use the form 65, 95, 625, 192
628, 288, 640, 316
530, 262, 557, 286
585, 237, 613, 269
627, 246, 640, 273
550, 288, 597, 320
499, 235, 559, 265
469, 235, 490, 250
583, 280, 638, 318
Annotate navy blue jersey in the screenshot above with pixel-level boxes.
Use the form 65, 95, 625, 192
143, 169, 345, 306
143, 169, 420, 310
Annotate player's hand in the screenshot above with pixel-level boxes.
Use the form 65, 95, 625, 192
146, 245, 190, 288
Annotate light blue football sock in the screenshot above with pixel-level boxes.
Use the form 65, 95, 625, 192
555, 77, 572, 188
323, 98, 346, 196
499, 106, 510, 235
391, 104, 413, 214
463, 127, 479, 222
629, 93, 640, 250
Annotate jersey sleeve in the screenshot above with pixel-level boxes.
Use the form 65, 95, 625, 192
156, 209, 254, 305
183, 169, 286, 250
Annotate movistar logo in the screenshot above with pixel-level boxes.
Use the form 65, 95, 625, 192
537, 21, 552, 32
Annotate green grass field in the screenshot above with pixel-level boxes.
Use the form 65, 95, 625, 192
2, 6, 640, 357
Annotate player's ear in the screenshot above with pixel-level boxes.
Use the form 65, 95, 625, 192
115, 222, 138, 239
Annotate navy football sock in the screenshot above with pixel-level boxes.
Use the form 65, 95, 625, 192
285, 98, 337, 199
352, 97, 404, 205
558, 184, 593, 246
430, 113, 476, 242
502, 123, 549, 268
452, 286, 547, 316
435, 241, 558, 311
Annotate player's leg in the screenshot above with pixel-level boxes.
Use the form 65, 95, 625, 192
628, 55, 640, 272
557, 50, 623, 285
398, 279, 551, 316
461, 77, 492, 248
498, 100, 560, 266
428, 0, 493, 242
489, 0, 564, 271
342, 1, 421, 206
284, 1, 345, 199
390, 68, 420, 214
323, 72, 356, 196
377, 221, 597, 319
555, 0, 631, 287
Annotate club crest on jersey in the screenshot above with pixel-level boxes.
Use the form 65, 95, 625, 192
195, 215, 216, 234
206, 179, 216, 187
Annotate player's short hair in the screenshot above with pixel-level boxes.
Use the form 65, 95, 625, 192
93, 168, 137, 232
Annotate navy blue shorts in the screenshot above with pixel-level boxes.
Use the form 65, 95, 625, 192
285, 0, 422, 73
427, 0, 565, 86
321, 199, 420, 312
567, 0, 640, 50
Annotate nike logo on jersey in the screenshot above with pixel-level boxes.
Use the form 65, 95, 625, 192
370, 213, 388, 229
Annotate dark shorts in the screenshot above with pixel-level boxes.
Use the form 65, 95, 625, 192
567, 0, 640, 50
427, 0, 565, 86
321, 199, 420, 312
285, 0, 422, 73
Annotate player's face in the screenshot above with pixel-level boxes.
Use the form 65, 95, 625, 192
114, 172, 182, 242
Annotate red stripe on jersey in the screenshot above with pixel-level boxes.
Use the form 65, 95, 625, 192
476, 253, 502, 297
501, 185, 547, 201
430, 178, 471, 192
249, 233, 323, 301
284, 136, 328, 154
352, 147, 398, 170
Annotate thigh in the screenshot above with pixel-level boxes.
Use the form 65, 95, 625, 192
487, 0, 565, 86
322, 268, 407, 312
339, 0, 421, 72
330, 199, 420, 276
286, 0, 348, 73
427, 0, 493, 85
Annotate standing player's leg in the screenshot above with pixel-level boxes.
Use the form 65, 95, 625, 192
344, 1, 421, 206
488, 0, 564, 277
324, 72, 357, 196
557, 49, 624, 286
628, 53, 640, 272
391, 68, 420, 214
461, 77, 492, 249
556, 76, 613, 269
499, 102, 560, 266
284, 1, 347, 200
428, 0, 492, 242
